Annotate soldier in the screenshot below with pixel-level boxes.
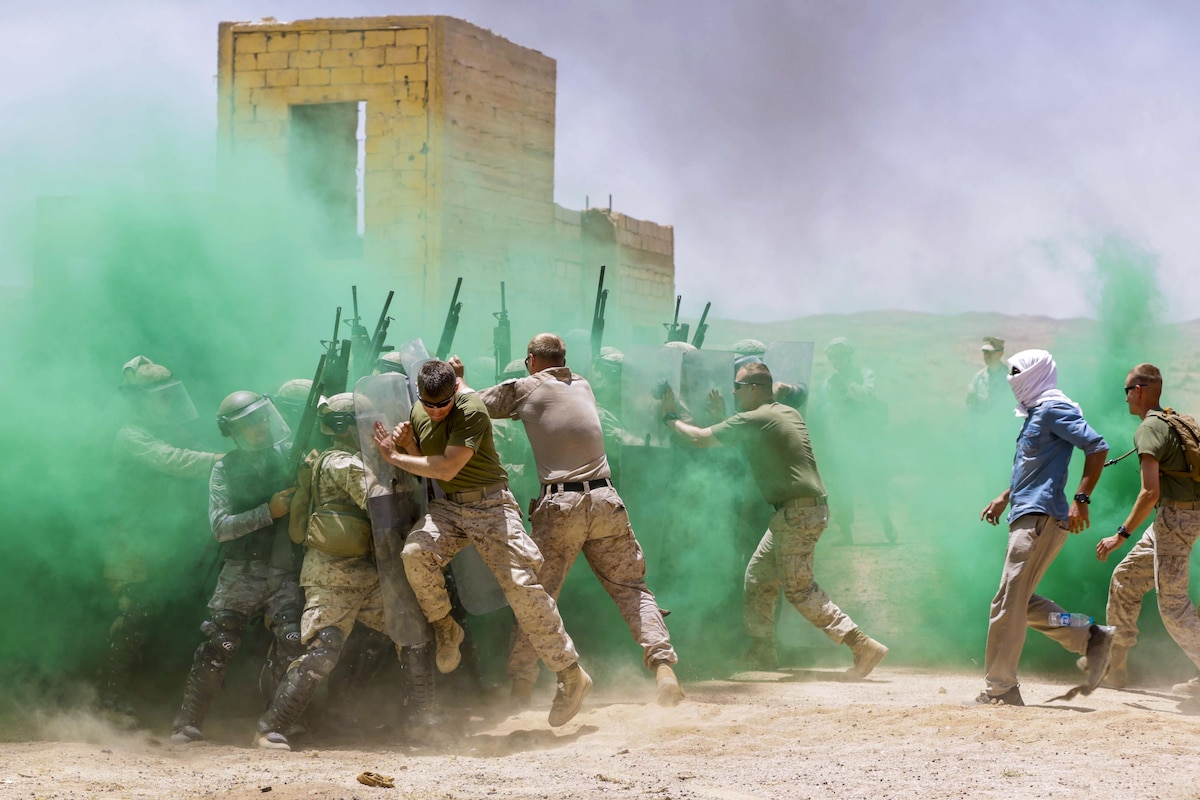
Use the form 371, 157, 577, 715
102, 356, 221, 718
661, 361, 889, 678
1093, 364, 1200, 696
819, 337, 895, 543
967, 336, 1009, 413
274, 379, 312, 432
256, 393, 435, 750
371, 360, 592, 728
170, 391, 302, 744
455, 335, 685, 708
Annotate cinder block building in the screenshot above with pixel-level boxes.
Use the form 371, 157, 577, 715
217, 15, 675, 342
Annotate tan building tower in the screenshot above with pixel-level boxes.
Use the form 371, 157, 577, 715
216, 15, 675, 342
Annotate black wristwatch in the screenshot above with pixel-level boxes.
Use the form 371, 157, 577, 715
1117, 525, 1130, 539
1073, 492, 1091, 505
663, 412, 681, 423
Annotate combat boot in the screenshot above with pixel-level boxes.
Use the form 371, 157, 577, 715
743, 638, 779, 670
844, 629, 888, 680
431, 615, 465, 674
654, 662, 685, 707
548, 662, 592, 727
510, 678, 535, 709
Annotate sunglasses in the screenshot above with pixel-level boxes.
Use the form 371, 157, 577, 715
419, 394, 455, 409
733, 381, 769, 392
1010, 366, 1021, 376
1124, 384, 1144, 395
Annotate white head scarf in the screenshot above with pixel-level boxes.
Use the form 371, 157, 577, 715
1006, 349, 1079, 418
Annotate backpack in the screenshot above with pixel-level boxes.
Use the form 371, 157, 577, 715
1151, 408, 1200, 482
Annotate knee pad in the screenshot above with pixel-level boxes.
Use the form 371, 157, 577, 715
271, 605, 304, 658
297, 626, 345, 679
200, 610, 248, 660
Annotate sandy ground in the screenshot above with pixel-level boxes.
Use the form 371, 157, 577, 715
5, 665, 1200, 800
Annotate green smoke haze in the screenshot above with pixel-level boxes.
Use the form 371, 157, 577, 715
1, 19, 1196, 739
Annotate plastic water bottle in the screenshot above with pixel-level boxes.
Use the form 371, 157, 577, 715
1048, 612, 1093, 627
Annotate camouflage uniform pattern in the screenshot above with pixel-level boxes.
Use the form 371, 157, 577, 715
1107, 505, 1200, 668
402, 490, 579, 673
508, 485, 676, 684
297, 448, 389, 644
743, 504, 858, 642
209, 559, 301, 620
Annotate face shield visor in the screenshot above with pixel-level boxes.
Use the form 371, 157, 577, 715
131, 379, 199, 426
224, 396, 291, 451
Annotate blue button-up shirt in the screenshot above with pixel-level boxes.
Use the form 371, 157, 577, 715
1009, 400, 1108, 524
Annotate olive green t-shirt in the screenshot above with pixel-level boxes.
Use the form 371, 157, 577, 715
1137, 412, 1200, 502
709, 401, 826, 506
410, 391, 508, 495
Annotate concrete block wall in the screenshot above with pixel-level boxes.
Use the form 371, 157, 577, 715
217, 15, 674, 338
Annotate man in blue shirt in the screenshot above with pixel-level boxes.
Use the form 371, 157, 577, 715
974, 349, 1114, 706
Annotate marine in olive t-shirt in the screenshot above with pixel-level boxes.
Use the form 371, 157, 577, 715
709, 401, 826, 507
1137, 412, 1200, 503
410, 391, 507, 495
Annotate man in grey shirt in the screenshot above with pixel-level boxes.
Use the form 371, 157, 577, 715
455, 333, 684, 707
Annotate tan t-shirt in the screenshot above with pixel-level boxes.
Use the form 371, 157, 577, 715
478, 366, 609, 484
410, 391, 508, 495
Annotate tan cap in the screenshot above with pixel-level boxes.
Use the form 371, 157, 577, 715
122, 355, 171, 387
981, 336, 1005, 352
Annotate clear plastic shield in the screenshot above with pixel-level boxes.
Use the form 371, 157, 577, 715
354, 374, 432, 646
681, 349, 737, 428
621, 345, 685, 448
139, 379, 199, 425
224, 396, 290, 452
763, 341, 816, 413
395, 338, 431, 378
449, 544, 509, 615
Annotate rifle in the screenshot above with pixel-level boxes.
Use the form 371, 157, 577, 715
287, 354, 328, 475
590, 265, 608, 362
345, 286, 370, 372
322, 307, 351, 397
493, 281, 511, 384
435, 277, 463, 361
691, 301, 712, 349
362, 290, 395, 380
663, 295, 690, 343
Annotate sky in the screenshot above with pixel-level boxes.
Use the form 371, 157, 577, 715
2, 0, 1199, 321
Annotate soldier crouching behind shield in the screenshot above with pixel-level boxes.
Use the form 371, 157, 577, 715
170, 391, 302, 743
103, 356, 221, 719
256, 393, 437, 751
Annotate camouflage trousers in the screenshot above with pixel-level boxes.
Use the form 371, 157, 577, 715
298, 548, 389, 646
508, 485, 676, 684
1107, 504, 1200, 670
983, 514, 1091, 696
402, 489, 579, 674
210, 559, 301, 620
743, 503, 858, 643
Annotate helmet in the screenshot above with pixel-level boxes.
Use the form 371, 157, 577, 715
825, 337, 853, 357
731, 339, 766, 357
664, 341, 696, 353
276, 379, 312, 407
318, 392, 356, 436
377, 350, 407, 376
121, 355, 198, 424
500, 358, 527, 381
217, 391, 290, 451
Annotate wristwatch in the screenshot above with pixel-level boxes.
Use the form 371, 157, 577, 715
1073, 492, 1091, 505
662, 412, 681, 423
1117, 525, 1130, 539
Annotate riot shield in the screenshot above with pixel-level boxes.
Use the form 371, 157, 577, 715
395, 338, 431, 379
621, 345, 684, 447
354, 374, 431, 646
763, 341, 816, 413
681, 349, 737, 428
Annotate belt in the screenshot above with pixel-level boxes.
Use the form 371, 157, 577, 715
1161, 498, 1200, 510
773, 496, 828, 511
446, 481, 509, 504
541, 478, 613, 496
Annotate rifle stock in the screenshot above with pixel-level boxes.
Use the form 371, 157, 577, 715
287, 354, 327, 475
691, 301, 712, 349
